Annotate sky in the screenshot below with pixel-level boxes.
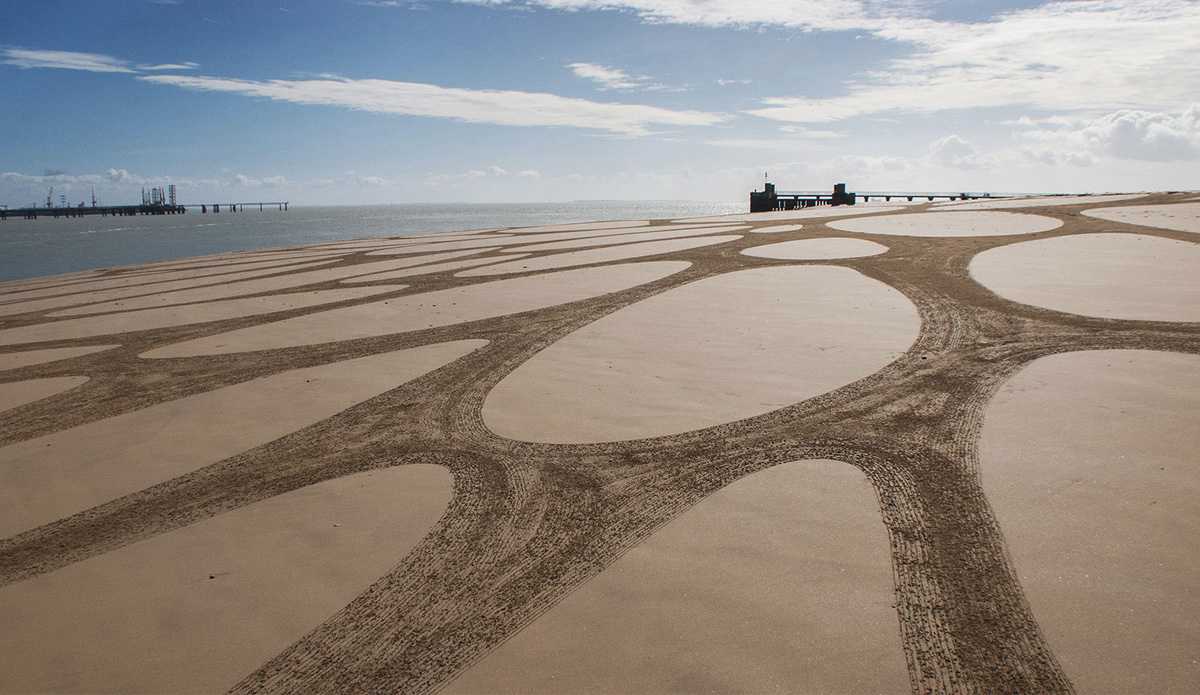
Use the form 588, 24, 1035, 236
2, 0, 1199, 206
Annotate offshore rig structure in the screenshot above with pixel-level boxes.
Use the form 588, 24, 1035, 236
0, 185, 287, 220
750, 182, 1003, 212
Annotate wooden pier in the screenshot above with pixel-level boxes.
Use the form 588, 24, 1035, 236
750, 183, 1004, 212
1, 201, 288, 221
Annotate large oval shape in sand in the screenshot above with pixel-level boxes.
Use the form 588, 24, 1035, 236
933, 194, 1145, 210
1082, 202, 1200, 233
142, 262, 689, 358
483, 266, 920, 443
827, 211, 1062, 237
0, 376, 90, 413
979, 350, 1200, 694
444, 459, 907, 694
741, 237, 889, 260
969, 233, 1200, 322
0, 340, 483, 538
455, 236, 741, 277
0, 345, 117, 372
0, 465, 451, 694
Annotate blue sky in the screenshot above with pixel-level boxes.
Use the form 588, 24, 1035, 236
2, 0, 1198, 206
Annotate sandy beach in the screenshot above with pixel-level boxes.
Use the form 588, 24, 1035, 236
1, 191, 1199, 694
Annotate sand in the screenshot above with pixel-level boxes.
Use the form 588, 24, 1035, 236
0, 260, 339, 318
0, 465, 451, 694
0, 345, 118, 371
740, 237, 889, 260
1082, 201, 1200, 233
826, 210, 1063, 237
750, 224, 803, 233
494, 224, 748, 253
482, 266, 919, 443
968, 233, 1200, 322
340, 254, 531, 283
444, 459, 908, 694
0, 287, 397, 346
455, 236, 741, 277
674, 204, 904, 223
979, 350, 1200, 694
0, 376, 90, 413
0, 340, 482, 538
932, 193, 1146, 210
3, 193, 1199, 695
141, 262, 689, 357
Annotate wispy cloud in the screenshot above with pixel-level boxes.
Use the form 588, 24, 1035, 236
1015, 106, 1200, 163
140, 61, 200, 71
567, 62, 646, 90
138, 74, 728, 135
0, 47, 138, 73
746, 1, 1200, 122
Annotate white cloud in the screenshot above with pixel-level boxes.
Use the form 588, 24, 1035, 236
140, 61, 200, 71
1016, 105, 1200, 163
138, 74, 727, 136
567, 62, 645, 90
1, 47, 137, 73
519, 169, 541, 178
929, 134, 996, 170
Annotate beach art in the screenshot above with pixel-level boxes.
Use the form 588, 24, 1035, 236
2, 193, 1199, 694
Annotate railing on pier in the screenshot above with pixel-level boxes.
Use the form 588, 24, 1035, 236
750, 183, 1005, 212
1, 201, 289, 220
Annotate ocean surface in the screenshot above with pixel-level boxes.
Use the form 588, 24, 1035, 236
0, 201, 743, 283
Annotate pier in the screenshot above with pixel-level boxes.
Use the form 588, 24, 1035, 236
750, 183, 1005, 212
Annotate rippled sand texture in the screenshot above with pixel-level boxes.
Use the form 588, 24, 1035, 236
1, 191, 1198, 695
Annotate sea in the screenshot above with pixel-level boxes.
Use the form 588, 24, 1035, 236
0, 201, 744, 283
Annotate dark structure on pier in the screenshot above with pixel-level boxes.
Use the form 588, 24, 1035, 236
1, 185, 288, 221
750, 182, 1001, 213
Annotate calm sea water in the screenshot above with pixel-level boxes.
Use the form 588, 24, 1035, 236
0, 201, 743, 283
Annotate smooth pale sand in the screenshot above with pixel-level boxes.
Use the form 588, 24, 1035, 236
1082, 202, 1200, 233
0, 260, 339, 318
0, 340, 483, 537
750, 224, 803, 234
979, 350, 1200, 694
496, 225, 748, 253
0, 256, 342, 307
968, 233, 1200, 322
340, 254, 531, 284
503, 220, 650, 234
363, 224, 716, 257
740, 237, 889, 260
456, 236, 741, 278
444, 459, 908, 695
0, 376, 90, 413
0, 345, 117, 371
932, 194, 1145, 210
51, 255, 474, 317
0, 465, 452, 695
0, 287, 397, 347
675, 205, 904, 224
827, 211, 1062, 237
142, 262, 689, 358
483, 266, 919, 443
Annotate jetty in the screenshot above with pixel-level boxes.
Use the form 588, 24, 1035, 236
750, 183, 1004, 212
1, 185, 287, 220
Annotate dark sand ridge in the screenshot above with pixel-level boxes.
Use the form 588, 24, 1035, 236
0, 192, 1198, 694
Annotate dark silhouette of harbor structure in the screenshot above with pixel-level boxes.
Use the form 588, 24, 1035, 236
1, 185, 287, 220
750, 182, 1002, 212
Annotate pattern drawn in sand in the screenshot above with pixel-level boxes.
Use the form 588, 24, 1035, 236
444, 459, 908, 695
827, 210, 1063, 236
0, 465, 452, 694
932, 194, 1145, 210
0, 376, 90, 413
483, 266, 919, 443
1082, 201, 1200, 234
455, 236, 741, 277
0, 287, 398, 346
2, 193, 1199, 695
750, 224, 803, 234
0, 341, 483, 538
675, 205, 903, 223
142, 262, 689, 357
340, 254, 531, 283
740, 237, 889, 260
0, 345, 118, 372
968, 233, 1200, 322
495, 225, 748, 253
979, 350, 1200, 695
